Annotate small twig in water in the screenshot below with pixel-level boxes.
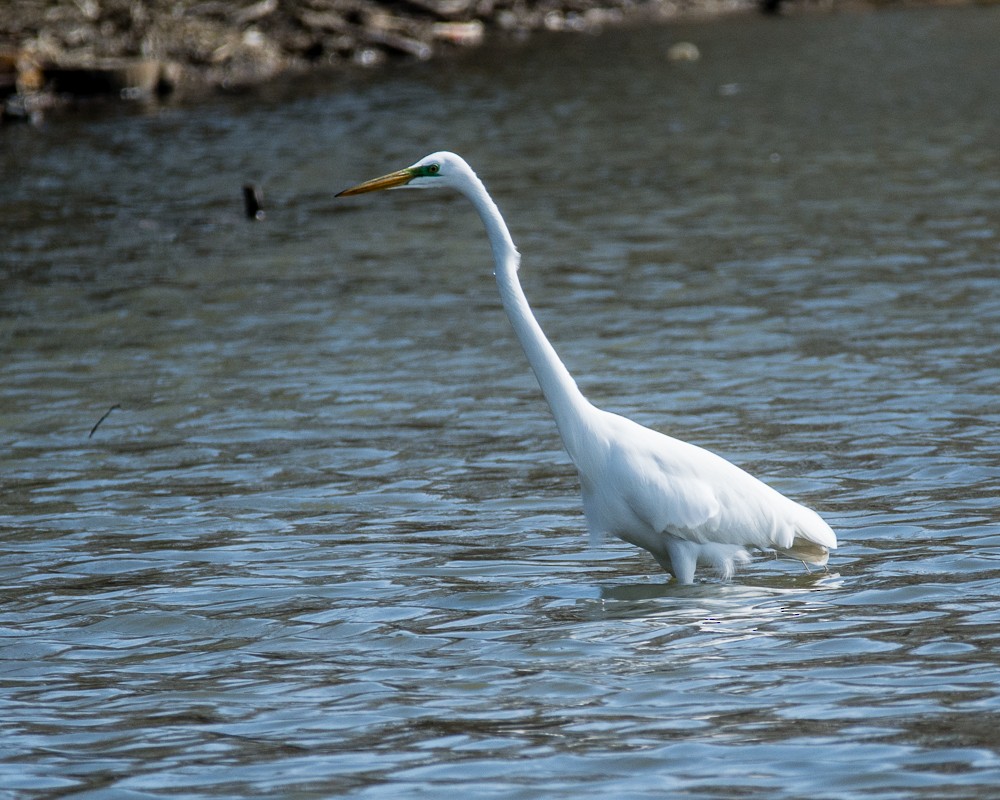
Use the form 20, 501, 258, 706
89, 404, 121, 439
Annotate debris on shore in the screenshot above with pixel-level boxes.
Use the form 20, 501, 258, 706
0, 0, 953, 121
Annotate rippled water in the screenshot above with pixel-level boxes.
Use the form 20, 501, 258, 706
3, 6, 1000, 797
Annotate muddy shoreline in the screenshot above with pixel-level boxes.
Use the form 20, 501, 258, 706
0, 0, 975, 121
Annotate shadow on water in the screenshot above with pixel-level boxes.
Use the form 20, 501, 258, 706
598, 569, 842, 603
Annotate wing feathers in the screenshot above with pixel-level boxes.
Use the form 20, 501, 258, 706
608, 422, 836, 556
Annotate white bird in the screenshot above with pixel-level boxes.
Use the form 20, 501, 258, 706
337, 152, 837, 583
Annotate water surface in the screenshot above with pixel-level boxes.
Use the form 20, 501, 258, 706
2, 6, 1000, 798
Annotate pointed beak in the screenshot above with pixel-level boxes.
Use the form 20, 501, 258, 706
336, 168, 415, 197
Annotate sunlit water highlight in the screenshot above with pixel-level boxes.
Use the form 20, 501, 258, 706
2, 6, 1000, 798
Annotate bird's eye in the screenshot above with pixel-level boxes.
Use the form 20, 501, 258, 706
426, 164, 440, 175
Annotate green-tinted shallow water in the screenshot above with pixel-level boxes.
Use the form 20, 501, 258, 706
2, 6, 1000, 797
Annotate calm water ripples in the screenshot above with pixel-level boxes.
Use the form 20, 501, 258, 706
2, 6, 1000, 798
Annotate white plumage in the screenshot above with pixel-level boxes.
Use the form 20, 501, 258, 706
338, 152, 837, 583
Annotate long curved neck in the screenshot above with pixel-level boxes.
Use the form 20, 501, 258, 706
459, 174, 593, 460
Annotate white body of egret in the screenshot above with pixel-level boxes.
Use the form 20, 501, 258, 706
337, 152, 836, 583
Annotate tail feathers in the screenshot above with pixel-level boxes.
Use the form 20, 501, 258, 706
777, 507, 837, 566
777, 536, 831, 566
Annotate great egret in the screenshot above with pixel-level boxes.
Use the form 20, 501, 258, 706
337, 152, 837, 582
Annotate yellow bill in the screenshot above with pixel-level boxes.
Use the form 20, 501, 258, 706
335, 168, 415, 197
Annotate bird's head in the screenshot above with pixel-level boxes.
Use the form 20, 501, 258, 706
336, 152, 473, 197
